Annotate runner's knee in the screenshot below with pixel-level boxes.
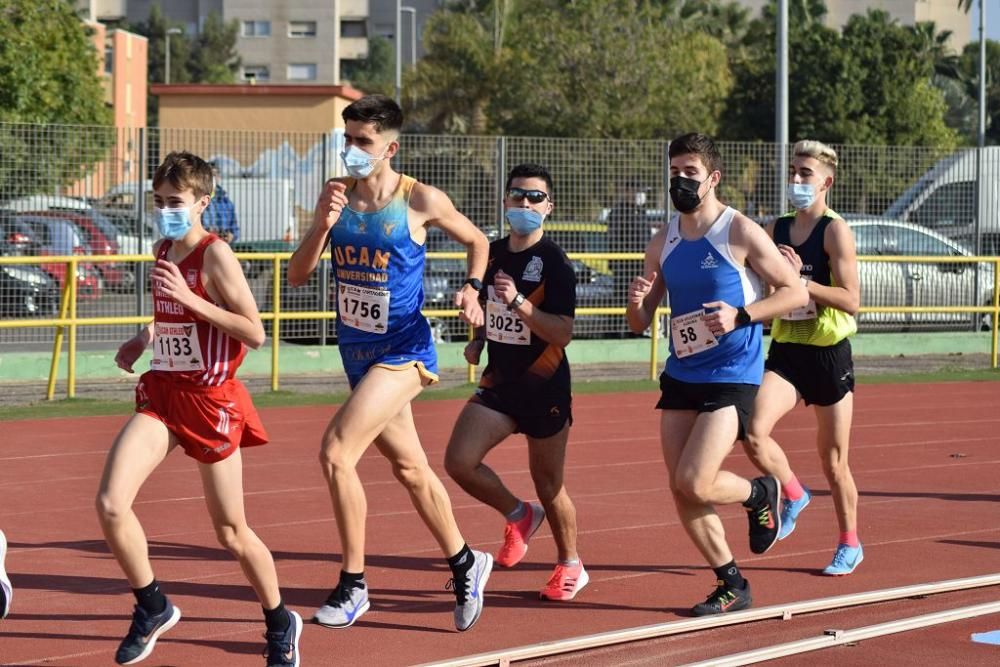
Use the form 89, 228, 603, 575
392, 459, 429, 491
95, 491, 128, 524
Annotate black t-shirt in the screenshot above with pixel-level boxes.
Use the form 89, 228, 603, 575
773, 214, 833, 286
480, 235, 576, 391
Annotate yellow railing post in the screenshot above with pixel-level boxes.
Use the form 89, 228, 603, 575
992, 258, 999, 370
649, 308, 661, 382
271, 256, 281, 392
67, 259, 79, 399
46, 273, 73, 400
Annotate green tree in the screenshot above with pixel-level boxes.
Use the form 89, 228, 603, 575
957, 38, 1000, 144
189, 11, 241, 84
0, 0, 112, 198
342, 36, 395, 97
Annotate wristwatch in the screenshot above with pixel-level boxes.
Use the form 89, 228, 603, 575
464, 277, 483, 291
735, 306, 751, 327
510, 293, 526, 309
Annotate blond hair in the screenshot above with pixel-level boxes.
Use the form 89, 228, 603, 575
793, 140, 838, 173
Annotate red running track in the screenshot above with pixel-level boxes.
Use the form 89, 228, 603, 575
0, 382, 998, 666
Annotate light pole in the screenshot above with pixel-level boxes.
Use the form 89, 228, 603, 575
165, 27, 182, 84
401, 6, 416, 67
775, 0, 788, 213
394, 0, 401, 102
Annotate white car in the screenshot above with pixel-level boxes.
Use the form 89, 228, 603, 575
848, 216, 994, 330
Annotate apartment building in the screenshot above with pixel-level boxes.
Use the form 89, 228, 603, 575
109, 1, 371, 85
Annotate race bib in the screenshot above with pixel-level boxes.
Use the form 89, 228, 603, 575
670, 309, 718, 358
151, 322, 205, 372
486, 300, 530, 345
337, 284, 390, 334
783, 276, 817, 321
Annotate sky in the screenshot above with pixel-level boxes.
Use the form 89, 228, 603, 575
971, 0, 1000, 41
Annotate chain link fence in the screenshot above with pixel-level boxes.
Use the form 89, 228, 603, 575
1, 121, 998, 349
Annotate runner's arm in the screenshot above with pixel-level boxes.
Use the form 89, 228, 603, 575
626, 230, 667, 333
814, 218, 861, 315
289, 179, 348, 287
185, 242, 266, 349
739, 219, 809, 322
414, 183, 488, 325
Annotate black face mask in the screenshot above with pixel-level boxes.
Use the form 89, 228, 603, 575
669, 175, 704, 213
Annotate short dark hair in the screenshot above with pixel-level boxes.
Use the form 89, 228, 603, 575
153, 151, 213, 199
668, 133, 724, 176
505, 163, 553, 195
342, 94, 403, 133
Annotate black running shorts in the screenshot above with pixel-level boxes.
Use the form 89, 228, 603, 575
655, 373, 758, 440
765, 338, 854, 407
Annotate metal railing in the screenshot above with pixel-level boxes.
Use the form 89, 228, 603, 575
1, 252, 998, 401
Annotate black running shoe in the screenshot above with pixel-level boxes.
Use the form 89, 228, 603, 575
691, 579, 752, 616
264, 610, 303, 667
115, 600, 182, 665
747, 475, 781, 554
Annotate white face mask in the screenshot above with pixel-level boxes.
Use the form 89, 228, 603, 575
340, 143, 389, 179
634, 192, 647, 207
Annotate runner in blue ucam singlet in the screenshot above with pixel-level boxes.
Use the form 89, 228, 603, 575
660, 206, 763, 385
330, 174, 438, 387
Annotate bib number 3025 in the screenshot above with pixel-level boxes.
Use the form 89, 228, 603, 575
670, 309, 719, 358
337, 284, 390, 334
151, 322, 205, 371
486, 300, 530, 345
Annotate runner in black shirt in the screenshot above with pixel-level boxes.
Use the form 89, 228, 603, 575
445, 163, 588, 601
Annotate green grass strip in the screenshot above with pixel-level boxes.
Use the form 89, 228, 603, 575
2, 370, 997, 422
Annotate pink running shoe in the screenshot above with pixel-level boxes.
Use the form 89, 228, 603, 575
496, 501, 546, 568
539, 561, 589, 601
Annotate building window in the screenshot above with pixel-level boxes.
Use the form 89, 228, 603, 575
241, 20, 271, 37
242, 65, 270, 82
288, 20, 317, 38
287, 63, 317, 81
104, 45, 113, 74
340, 20, 367, 38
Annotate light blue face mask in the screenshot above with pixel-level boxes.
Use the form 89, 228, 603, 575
505, 208, 544, 234
787, 183, 817, 210
156, 206, 193, 240
340, 143, 387, 179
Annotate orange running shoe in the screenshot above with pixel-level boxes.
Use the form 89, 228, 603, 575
495, 501, 546, 568
539, 561, 589, 601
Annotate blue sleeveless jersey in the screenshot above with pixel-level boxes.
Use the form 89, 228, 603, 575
328, 175, 438, 386
660, 207, 764, 385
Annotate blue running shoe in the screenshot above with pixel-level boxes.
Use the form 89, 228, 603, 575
777, 487, 812, 540
264, 610, 302, 667
115, 600, 182, 665
823, 543, 864, 576
313, 583, 369, 628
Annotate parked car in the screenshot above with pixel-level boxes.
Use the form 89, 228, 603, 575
0, 254, 60, 318
24, 210, 135, 293
847, 216, 994, 331
15, 216, 103, 301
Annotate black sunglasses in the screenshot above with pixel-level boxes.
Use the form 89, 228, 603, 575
506, 187, 550, 204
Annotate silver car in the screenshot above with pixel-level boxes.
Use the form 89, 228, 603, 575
848, 217, 994, 331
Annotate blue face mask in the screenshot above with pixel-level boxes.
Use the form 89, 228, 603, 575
505, 208, 544, 234
156, 206, 193, 240
340, 143, 387, 179
787, 183, 817, 210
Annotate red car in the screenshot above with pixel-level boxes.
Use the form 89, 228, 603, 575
25, 210, 134, 293
15, 215, 103, 301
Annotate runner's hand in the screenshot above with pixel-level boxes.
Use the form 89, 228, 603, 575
464, 339, 485, 365
701, 300, 736, 336
115, 335, 146, 373
493, 270, 518, 306
151, 259, 197, 310
455, 286, 484, 326
629, 271, 657, 305
315, 180, 348, 229
777, 244, 803, 273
